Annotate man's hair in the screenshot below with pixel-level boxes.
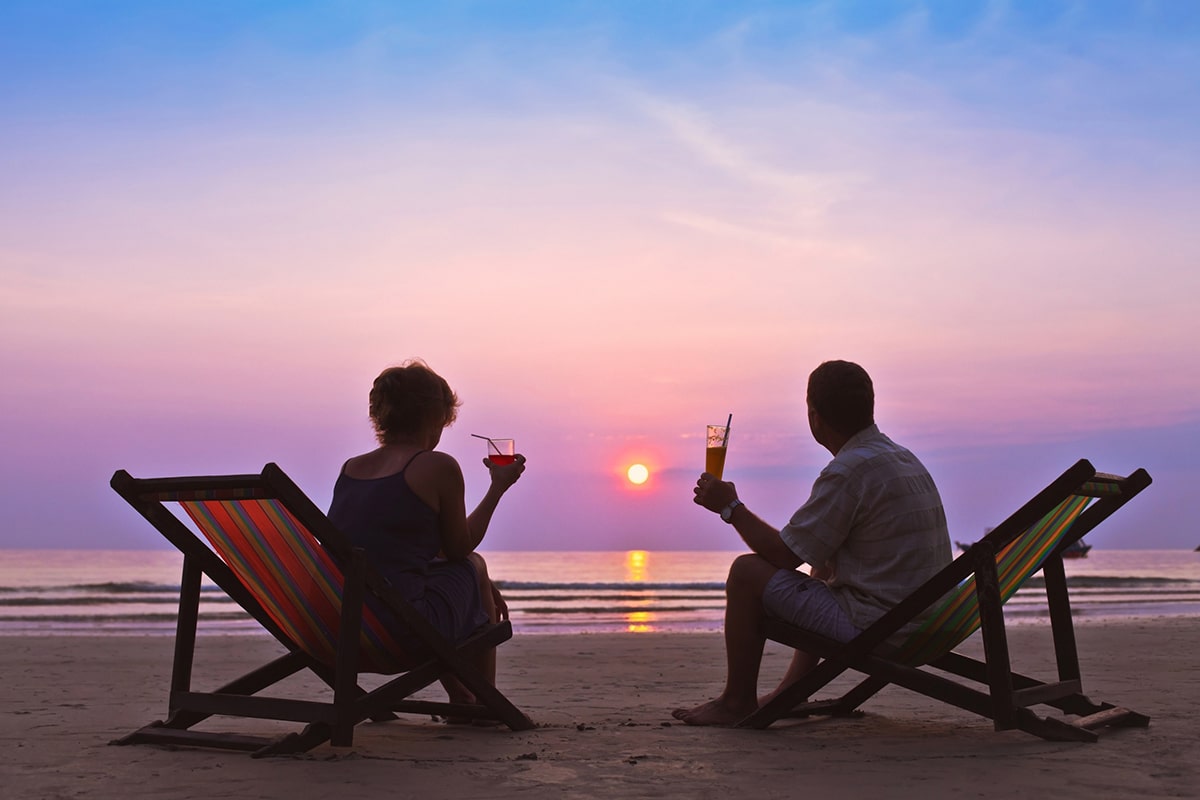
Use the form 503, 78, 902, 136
807, 360, 874, 437
368, 359, 461, 444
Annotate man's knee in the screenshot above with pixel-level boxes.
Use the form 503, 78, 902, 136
727, 553, 778, 598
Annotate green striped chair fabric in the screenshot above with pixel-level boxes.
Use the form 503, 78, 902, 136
894, 489, 1098, 665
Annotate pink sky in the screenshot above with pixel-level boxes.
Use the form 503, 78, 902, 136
2, 2, 1198, 550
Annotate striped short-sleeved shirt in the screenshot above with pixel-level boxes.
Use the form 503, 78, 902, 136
780, 425, 951, 634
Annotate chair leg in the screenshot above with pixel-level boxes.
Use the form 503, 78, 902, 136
830, 674, 890, 714
168, 556, 203, 701
974, 555, 1019, 731
330, 550, 367, 747
253, 723, 335, 758
1042, 555, 1083, 684
161, 651, 311, 730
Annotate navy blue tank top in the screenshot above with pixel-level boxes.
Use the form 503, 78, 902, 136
327, 451, 487, 648
327, 451, 442, 584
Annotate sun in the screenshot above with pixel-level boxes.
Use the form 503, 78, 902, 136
626, 463, 650, 485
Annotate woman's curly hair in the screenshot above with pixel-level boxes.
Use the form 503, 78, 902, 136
368, 360, 461, 444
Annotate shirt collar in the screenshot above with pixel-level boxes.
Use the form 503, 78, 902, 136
842, 423, 881, 450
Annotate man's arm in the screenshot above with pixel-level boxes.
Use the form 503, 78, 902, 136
693, 473, 802, 570
725, 502, 803, 570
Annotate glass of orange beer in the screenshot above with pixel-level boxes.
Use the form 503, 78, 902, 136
705, 424, 730, 479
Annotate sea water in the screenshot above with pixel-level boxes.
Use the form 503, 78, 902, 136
1, 549, 1198, 636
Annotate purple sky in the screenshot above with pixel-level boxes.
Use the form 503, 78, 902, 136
2, 2, 1198, 551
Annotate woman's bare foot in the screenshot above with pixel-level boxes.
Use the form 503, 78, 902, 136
671, 697, 756, 727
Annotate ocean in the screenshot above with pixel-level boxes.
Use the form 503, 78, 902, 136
2, 549, 1199, 637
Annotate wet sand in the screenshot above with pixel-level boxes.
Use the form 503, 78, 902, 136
3, 618, 1197, 798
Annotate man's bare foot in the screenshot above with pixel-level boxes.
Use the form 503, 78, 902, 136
671, 697, 756, 727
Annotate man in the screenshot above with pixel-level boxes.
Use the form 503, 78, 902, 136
674, 360, 951, 726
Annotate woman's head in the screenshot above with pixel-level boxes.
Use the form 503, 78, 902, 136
368, 360, 461, 445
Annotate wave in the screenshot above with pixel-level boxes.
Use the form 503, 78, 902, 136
0, 612, 252, 623
496, 581, 726, 591
0, 581, 224, 595
1021, 576, 1196, 589
3, 573, 1199, 636
2, 575, 1193, 596
0, 596, 233, 607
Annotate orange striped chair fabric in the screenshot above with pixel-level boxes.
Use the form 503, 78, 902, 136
179, 497, 407, 673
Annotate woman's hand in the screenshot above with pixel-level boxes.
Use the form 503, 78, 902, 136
483, 453, 527, 491
491, 581, 510, 622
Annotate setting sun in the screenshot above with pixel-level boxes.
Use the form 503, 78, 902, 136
626, 463, 649, 485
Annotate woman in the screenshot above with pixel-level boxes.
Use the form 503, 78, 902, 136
327, 359, 525, 705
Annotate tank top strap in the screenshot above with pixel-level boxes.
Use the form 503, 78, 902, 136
399, 449, 429, 474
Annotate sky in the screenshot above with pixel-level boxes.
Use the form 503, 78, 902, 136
2, 1, 1198, 552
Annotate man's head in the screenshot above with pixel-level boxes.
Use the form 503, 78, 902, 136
806, 360, 874, 446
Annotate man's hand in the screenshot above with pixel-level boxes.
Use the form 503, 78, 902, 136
693, 472, 738, 514
809, 561, 835, 583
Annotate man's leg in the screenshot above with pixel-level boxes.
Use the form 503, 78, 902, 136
672, 553, 780, 726
759, 650, 819, 707
757, 569, 861, 708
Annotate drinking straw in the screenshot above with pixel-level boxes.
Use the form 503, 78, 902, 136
724, 413, 732, 446
471, 433, 501, 454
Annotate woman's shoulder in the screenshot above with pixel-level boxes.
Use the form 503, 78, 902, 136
405, 449, 464, 481
401, 450, 465, 509
338, 452, 376, 479
341, 447, 448, 481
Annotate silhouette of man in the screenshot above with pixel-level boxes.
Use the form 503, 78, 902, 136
674, 360, 951, 726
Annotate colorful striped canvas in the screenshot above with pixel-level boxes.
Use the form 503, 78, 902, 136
895, 492, 1094, 666
180, 498, 409, 673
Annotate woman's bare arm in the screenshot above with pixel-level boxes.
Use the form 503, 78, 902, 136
411, 451, 526, 560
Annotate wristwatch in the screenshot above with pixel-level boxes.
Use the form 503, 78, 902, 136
720, 499, 743, 523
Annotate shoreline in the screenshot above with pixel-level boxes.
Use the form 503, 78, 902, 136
3, 617, 1198, 798
4, 608, 1199, 639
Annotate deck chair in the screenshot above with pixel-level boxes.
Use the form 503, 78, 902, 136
740, 459, 1151, 742
109, 463, 534, 757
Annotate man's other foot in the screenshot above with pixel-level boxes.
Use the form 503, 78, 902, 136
671, 697, 756, 727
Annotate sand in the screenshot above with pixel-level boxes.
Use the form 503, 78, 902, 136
3, 618, 1197, 799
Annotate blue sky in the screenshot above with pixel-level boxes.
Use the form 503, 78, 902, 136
2, 1, 1198, 551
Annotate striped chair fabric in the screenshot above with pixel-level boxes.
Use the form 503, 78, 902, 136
180, 498, 407, 673
895, 487, 1100, 665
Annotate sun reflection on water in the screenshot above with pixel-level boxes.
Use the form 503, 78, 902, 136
625, 549, 648, 582
624, 550, 657, 633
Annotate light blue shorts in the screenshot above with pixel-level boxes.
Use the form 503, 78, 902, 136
762, 570, 862, 642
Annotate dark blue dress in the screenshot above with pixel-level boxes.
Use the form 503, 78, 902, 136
327, 451, 487, 654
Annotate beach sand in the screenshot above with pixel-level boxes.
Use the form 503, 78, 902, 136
3, 618, 1197, 799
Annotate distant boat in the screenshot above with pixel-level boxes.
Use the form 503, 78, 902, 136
954, 537, 1091, 558
1062, 539, 1091, 558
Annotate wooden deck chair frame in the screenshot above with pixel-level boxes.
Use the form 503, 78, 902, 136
109, 463, 533, 757
740, 459, 1152, 742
